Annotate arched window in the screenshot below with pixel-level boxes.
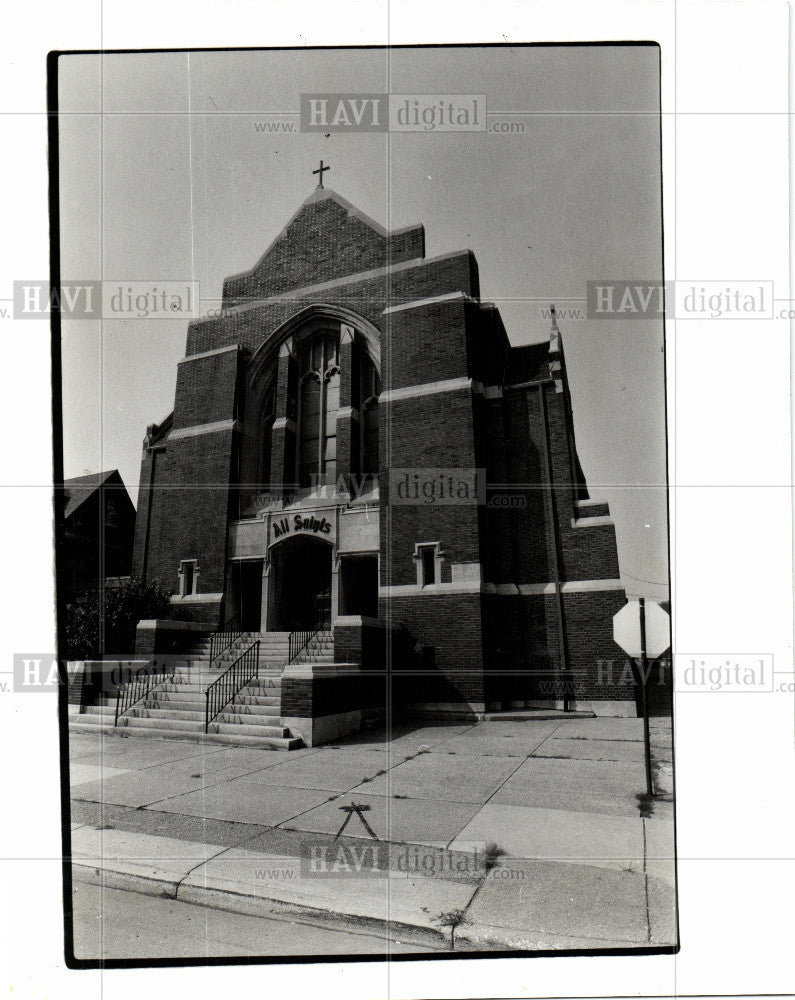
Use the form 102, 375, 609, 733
297, 333, 339, 487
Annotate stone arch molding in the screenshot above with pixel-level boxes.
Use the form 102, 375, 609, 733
239, 305, 382, 512
247, 303, 381, 395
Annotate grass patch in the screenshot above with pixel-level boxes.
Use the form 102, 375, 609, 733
482, 842, 506, 873
636, 791, 655, 817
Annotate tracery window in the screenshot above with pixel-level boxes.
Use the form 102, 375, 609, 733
297, 333, 339, 487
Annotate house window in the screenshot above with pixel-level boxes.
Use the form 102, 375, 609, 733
179, 559, 198, 597
415, 543, 442, 588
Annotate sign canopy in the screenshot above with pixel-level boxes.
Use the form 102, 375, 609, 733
613, 600, 671, 659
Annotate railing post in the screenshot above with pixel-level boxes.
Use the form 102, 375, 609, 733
79, 665, 92, 714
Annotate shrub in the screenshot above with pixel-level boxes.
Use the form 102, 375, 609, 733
62, 578, 172, 659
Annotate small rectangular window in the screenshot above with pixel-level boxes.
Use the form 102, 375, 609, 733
180, 560, 197, 596
420, 546, 436, 586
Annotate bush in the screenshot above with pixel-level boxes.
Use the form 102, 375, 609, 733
62, 578, 172, 659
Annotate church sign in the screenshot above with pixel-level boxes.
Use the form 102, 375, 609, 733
271, 513, 333, 543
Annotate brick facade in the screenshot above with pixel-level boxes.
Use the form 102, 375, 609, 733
132, 184, 634, 716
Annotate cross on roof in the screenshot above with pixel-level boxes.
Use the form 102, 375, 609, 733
313, 160, 330, 188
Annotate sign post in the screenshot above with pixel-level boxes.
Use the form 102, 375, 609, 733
613, 598, 671, 799
638, 598, 652, 798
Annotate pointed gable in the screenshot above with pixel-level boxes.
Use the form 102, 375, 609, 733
222, 187, 424, 307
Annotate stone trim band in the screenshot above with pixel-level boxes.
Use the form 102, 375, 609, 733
380, 578, 625, 597
168, 420, 240, 441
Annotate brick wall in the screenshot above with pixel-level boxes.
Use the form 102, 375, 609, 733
185, 251, 479, 358
133, 351, 243, 620
172, 348, 242, 430
222, 193, 425, 305
131, 188, 633, 714
280, 672, 363, 719
383, 594, 486, 706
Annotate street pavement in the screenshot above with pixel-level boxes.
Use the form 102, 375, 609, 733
68, 715, 676, 958
73, 883, 441, 958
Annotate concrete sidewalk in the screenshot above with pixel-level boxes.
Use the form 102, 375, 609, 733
68, 716, 676, 955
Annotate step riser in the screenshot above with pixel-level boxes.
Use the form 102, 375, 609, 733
77, 708, 284, 725
140, 694, 280, 710
69, 721, 300, 750
158, 684, 282, 694
81, 717, 288, 738
210, 723, 289, 738
118, 716, 291, 738
128, 706, 283, 722
140, 696, 281, 709
195, 659, 286, 665
119, 717, 205, 733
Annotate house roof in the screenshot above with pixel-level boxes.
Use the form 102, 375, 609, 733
63, 470, 124, 520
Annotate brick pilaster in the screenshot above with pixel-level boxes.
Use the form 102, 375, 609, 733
269, 339, 296, 497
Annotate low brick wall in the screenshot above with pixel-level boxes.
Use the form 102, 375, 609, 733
135, 618, 211, 657
280, 663, 363, 747
72, 659, 152, 708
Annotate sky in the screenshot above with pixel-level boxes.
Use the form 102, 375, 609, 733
57, 45, 668, 599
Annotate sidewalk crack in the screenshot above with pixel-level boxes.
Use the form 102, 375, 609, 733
172, 825, 267, 898
642, 817, 652, 942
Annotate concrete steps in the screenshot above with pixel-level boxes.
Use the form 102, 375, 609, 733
290, 631, 334, 664
67, 714, 302, 751
68, 629, 341, 750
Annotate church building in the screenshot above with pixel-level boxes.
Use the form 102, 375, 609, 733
131, 169, 635, 734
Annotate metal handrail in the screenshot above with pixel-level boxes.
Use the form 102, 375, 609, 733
209, 615, 243, 664
115, 660, 176, 725
288, 621, 325, 664
205, 640, 260, 733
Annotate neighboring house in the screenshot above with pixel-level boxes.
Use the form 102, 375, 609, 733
60, 470, 136, 602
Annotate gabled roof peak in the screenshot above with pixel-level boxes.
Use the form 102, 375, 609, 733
292, 184, 388, 238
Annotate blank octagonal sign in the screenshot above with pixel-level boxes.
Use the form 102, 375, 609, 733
613, 600, 671, 659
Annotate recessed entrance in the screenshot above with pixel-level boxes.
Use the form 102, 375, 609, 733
230, 560, 264, 631
268, 535, 333, 631
339, 554, 378, 617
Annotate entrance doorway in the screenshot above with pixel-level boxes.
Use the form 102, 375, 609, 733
230, 560, 264, 631
268, 536, 333, 631
339, 554, 378, 617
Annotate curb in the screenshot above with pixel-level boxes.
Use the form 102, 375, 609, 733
71, 863, 481, 952
72, 862, 645, 954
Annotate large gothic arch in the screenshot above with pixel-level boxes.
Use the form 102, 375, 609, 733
238, 304, 382, 514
